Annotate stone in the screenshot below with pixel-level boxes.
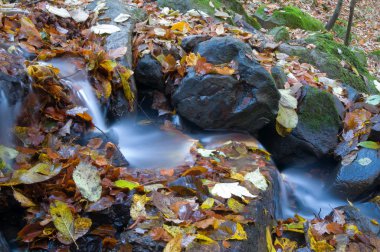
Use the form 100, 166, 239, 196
333, 148, 380, 199
157, 0, 261, 29
271, 66, 287, 89
173, 37, 280, 133
254, 5, 324, 31
134, 54, 165, 91
0, 232, 10, 252
268, 26, 290, 42
259, 86, 342, 166
87, 0, 147, 120
180, 35, 211, 52
278, 34, 379, 94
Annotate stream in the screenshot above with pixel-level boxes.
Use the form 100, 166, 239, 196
1, 56, 379, 250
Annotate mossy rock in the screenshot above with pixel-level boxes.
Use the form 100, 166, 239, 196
305, 33, 377, 93
369, 50, 380, 62
268, 26, 290, 42
279, 33, 378, 94
157, 0, 261, 29
254, 5, 324, 31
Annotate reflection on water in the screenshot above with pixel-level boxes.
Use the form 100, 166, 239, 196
280, 167, 345, 219
112, 120, 195, 169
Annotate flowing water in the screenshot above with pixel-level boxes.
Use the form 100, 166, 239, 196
1, 56, 375, 228
0, 90, 20, 146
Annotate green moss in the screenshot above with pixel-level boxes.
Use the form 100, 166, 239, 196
306, 33, 377, 93
370, 50, 380, 62
268, 26, 290, 42
255, 5, 324, 31
299, 87, 341, 132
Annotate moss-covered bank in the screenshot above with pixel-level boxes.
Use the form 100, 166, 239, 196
254, 5, 324, 31
157, 0, 261, 29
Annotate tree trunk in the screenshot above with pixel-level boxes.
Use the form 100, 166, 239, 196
345, 0, 357, 46
325, 0, 344, 30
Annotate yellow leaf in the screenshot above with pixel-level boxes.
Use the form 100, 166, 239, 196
228, 223, 247, 240
200, 198, 215, 210
275, 121, 292, 137
274, 237, 297, 251
195, 234, 216, 244
185, 53, 200, 67
266, 226, 276, 252
13, 190, 36, 208
163, 234, 182, 252
114, 179, 140, 190
118, 67, 135, 111
212, 66, 235, 75
73, 162, 102, 202
227, 198, 245, 213
49, 200, 76, 245
230, 172, 245, 181
171, 21, 191, 33
130, 194, 150, 220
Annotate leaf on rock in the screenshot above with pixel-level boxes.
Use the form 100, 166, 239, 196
163, 234, 182, 252
46, 5, 71, 18
114, 179, 140, 190
276, 104, 298, 129
279, 89, 298, 109
244, 168, 268, 191
200, 198, 215, 210
171, 21, 191, 33
227, 198, 245, 213
211, 182, 256, 199
118, 66, 135, 111
114, 13, 131, 23
19, 17, 44, 48
130, 194, 150, 220
91, 24, 121, 34
358, 141, 380, 150
49, 200, 75, 245
228, 223, 247, 240
70, 9, 89, 23
365, 95, 380, 106
13, 190, 36, 208
73, 162, 102, 202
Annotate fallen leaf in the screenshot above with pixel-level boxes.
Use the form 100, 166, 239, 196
91, 24, 121, 34
13, 190, 36, 208
114, 13, 131, 23
73, 162, 102, 202
276, 104, 298, 129
114, 179, 140, 190
211, 182, 256, 199
279, 89, 298, 109
200, 198, 215, 210
130, 194, 150, 220
358, 141, 380, 150
164, 234, 182, 252
244, 168, 268, 191
46, 5, 71, 18
49, 200, 76, 245
70, 9, 89, 23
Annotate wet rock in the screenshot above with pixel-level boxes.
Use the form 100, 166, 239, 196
278, 34, 378, 94
268, 26, 290, 42
336, 204, 380, 236
134, 54, 165, 92
181, 35, 211, 52
120, 230, 165, 252
0, 232, 10, 252
260, 86, 342, 166
271, 66, 287, 89
333, 148, 380, 199
71, 236, 103, 252
87, 0, 146, 120
173, 37, 280, 134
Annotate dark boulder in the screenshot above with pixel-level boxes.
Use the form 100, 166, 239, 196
181, 35, 211, 52
0, 232, 10, 252
271, 66, 287, 89
87, 0, 146, 120
173, 37, 280, 133
134, 54, 165, 92
333, 148, 380, 199
260, 86, 342, 166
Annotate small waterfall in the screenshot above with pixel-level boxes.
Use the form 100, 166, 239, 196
279, 167, 345, 219
0, 90, 20, 145
43, 57, 107, 131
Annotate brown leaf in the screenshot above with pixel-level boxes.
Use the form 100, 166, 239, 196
18, 223, 43, 242
163, 234, 182, 252
19, 16, 43, 48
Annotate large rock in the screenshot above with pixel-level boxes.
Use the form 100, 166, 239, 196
134, 54, 165, 91
279, 34, 379, 94
157, 0, 261, 29
260, 86, 342, 166
333, 148, 380, 199
254, 5, 324, 31
88, 0, 146, 120
172, 37, 280, 133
